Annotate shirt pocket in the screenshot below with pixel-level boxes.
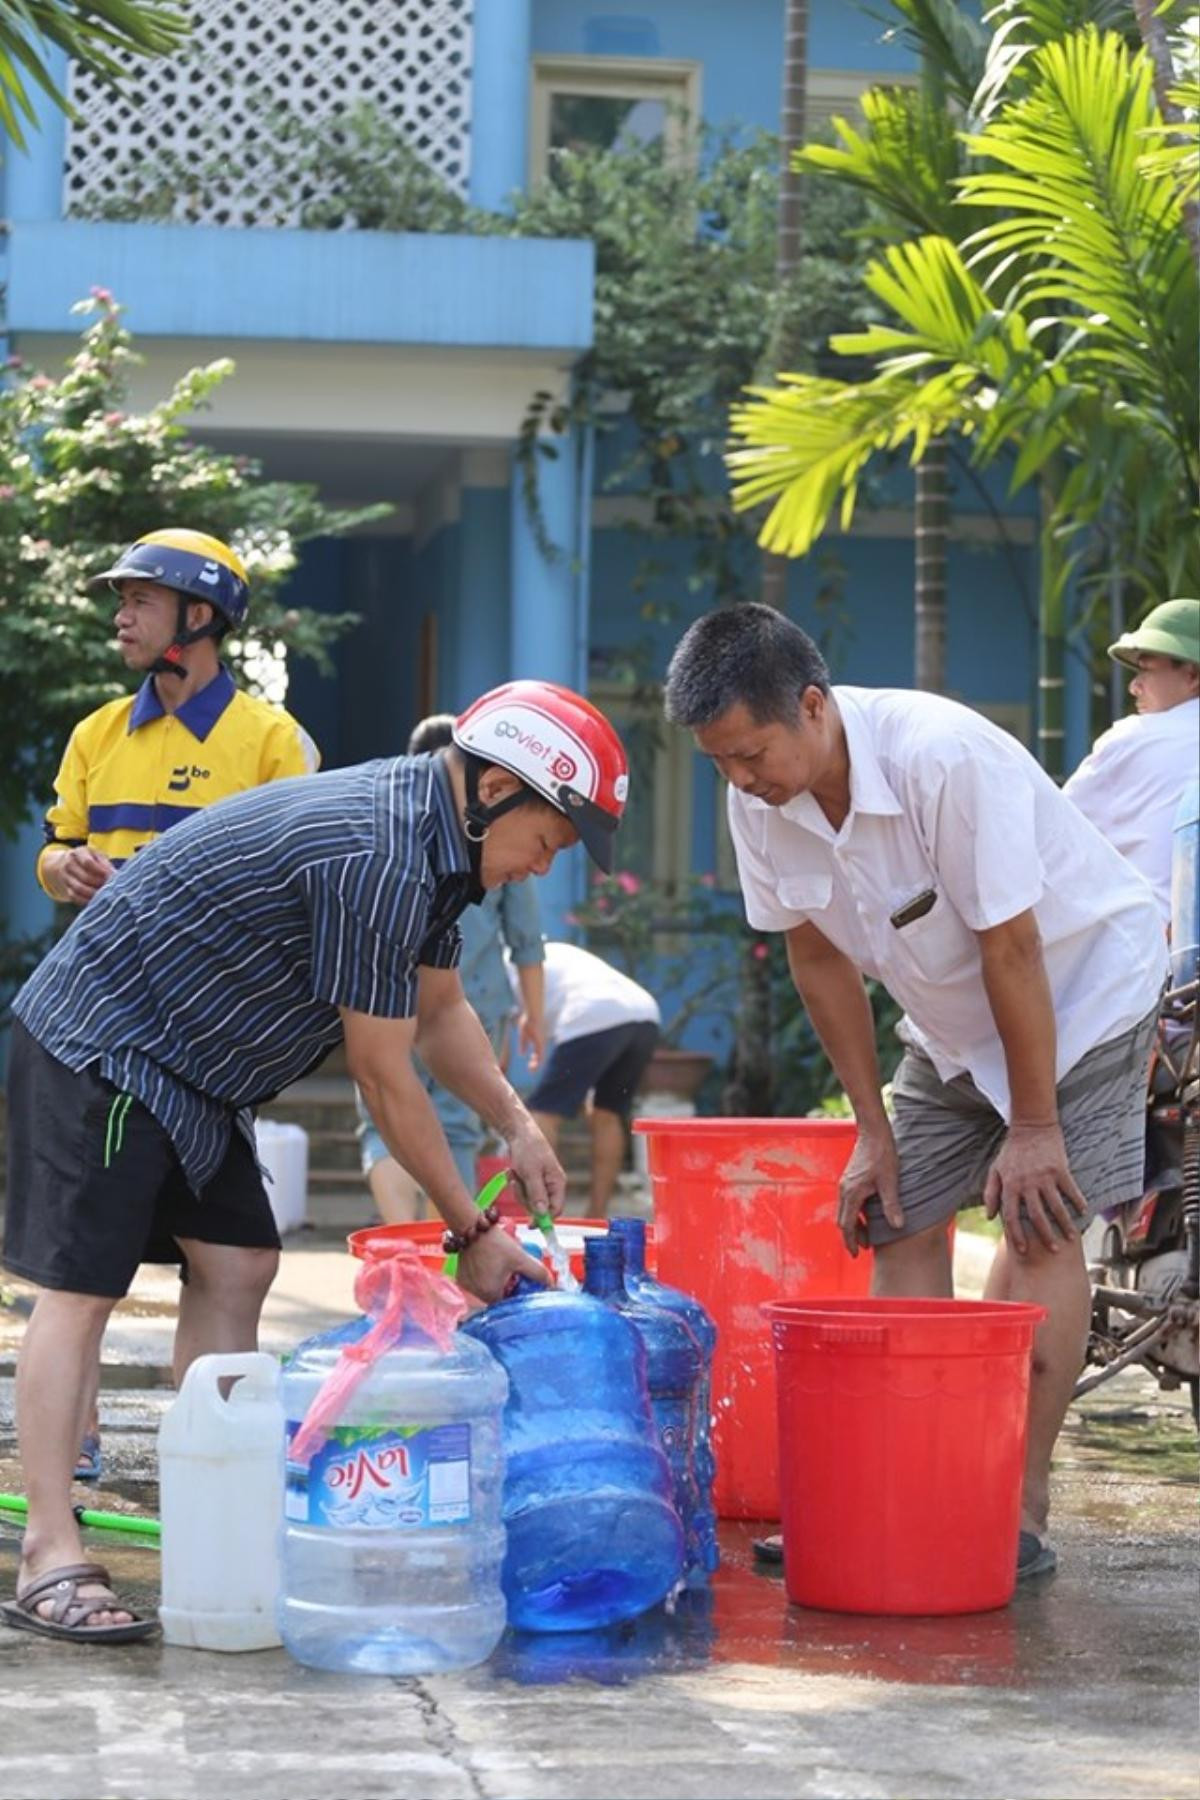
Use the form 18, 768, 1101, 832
889, 888, 976, 983
776, 875, 833, 918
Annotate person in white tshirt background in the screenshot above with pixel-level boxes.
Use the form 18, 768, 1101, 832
1063, 598, 1199, 922
507, 942, 660, 1218
664, 603, 1165, 1582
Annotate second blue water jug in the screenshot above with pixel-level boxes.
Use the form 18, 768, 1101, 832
609, 1217, 719, 1575
462, 1278, 685, 1632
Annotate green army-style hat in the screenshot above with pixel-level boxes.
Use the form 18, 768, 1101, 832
1108, 598, 1200, 670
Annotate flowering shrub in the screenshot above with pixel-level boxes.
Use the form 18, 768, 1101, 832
567, 869, 743, 1047
0, 291, 385, 839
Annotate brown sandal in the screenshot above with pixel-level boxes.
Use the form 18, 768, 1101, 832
1, 1562, 159, 1644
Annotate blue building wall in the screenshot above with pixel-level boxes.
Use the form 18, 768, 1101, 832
532, 0, 914, 126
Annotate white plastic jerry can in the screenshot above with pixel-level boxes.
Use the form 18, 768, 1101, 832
158, 1351, 284, 1651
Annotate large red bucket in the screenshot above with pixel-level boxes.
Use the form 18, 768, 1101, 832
632, 1117, 870, 1520
765, 1298, 1045, 1615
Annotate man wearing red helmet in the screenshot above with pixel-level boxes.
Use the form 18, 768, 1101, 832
3, 678, 627, 1642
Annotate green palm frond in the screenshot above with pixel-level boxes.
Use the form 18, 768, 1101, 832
0, 0, 188, 147
865, 0, 990, 107
727, 370, 981, 555
1138, 71, 1199, 205
959, 29, 1197, 452
797, 87, 967, 238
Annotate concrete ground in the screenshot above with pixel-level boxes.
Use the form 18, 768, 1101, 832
0, 1228, 1196, 1800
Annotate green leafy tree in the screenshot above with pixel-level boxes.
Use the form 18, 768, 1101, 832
727, 20, 1199, 773
0, 290, 380, 840
0, 0, 187, 147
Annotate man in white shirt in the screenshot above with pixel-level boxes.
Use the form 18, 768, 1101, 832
665, 604, 1166, 1581
1064, 598, 1200, 923
509, 942, 661, 1217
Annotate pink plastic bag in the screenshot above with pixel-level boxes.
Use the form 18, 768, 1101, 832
289, 1239, 468, 1467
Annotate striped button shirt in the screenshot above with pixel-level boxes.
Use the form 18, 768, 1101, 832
15, 754, 472, 1192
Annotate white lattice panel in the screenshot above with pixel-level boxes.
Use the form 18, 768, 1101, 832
64, 0, 473, 225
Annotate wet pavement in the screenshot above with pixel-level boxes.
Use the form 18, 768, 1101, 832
0, 1237, 1197, 1800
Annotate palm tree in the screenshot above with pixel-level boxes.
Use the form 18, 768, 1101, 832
0, 0, 187, 148
727, 0, 811, 1118
727, 24, 1199, 774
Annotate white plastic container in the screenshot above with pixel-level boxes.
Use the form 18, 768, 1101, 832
254, 1119, 309, 1235
158, 1351, 284, 1651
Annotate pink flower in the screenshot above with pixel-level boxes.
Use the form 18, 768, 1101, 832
614, 871, 641, 896
564, 912, 579, 926
752, 942, 769, 961
698, 872, 716, 888
594, 896, 610, 914
90, 286, 113, 303
0, 485, 16, 502
103, 411, 124, 426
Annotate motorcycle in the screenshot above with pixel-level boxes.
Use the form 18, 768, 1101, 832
1074, 975, 1199, 1420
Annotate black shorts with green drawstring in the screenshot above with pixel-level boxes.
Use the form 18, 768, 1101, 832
3, 1021, 280, 1299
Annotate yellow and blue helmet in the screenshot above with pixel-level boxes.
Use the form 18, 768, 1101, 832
92, 528, 250, 630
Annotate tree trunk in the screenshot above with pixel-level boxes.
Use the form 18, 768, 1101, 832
914, 437, 948, 691
1037, 478, 1067, 778
733, 0, 808, 1115
758, 0, 808, 616
912, 51, 950, 695
1132, 0, 1200, 272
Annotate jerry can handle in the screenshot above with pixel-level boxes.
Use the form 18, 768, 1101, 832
178, 1350, 279, 1407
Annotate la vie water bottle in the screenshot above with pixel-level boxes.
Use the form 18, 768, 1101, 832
279, 1240, 508, 1675
609, 1217, 719, 1575
462, 1277, 684, 1632
158, 1351, 284, 1651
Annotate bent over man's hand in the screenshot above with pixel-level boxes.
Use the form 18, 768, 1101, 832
983, 1121, 1087, 1255
837, 1119, 904, 1256
456, 1223, 549, 1305
505, 1118, 567, 1221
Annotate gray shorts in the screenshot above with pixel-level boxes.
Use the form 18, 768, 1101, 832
864, 1003, 1159, 1247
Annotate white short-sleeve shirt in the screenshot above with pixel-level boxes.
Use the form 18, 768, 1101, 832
727, 687, 1166, 1118
1062, 698, 1199, 924
507, 941, 660, 1045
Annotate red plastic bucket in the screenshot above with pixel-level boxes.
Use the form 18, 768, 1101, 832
633, 1117, 870, 1520
765, 1297, 1046, 1615
346, 1217, 617, 1289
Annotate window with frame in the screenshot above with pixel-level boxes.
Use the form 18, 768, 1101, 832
530, 55, 701, 180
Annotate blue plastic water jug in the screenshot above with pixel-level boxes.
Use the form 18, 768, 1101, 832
582, 1235, 704, 1576
1170, 777, 1199, 990
461, 1278, 684, 1632
279, 1311, 508, 1674
609, 1217, 719, 1575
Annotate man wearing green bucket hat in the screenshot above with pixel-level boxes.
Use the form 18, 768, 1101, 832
665, 604, 1167, 1584
1064, 599, 1199, 922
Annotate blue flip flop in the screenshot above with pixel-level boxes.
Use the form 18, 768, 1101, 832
73, 1433, 103, 1483
1016, 1530, 1057, 1580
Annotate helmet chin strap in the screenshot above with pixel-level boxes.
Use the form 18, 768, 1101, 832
150, 594, 223, 680
461, 754, 533, 901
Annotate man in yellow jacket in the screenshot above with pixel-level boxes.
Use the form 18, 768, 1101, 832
39, 528, 318, 906
37, 527, 319, 1479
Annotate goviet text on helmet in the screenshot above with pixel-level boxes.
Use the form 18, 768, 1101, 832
453, 681, 628, 872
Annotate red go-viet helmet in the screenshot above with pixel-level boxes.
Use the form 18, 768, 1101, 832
453, 680, 628, 871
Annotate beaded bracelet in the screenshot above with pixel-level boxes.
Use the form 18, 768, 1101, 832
442, 1202, 502, 1256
